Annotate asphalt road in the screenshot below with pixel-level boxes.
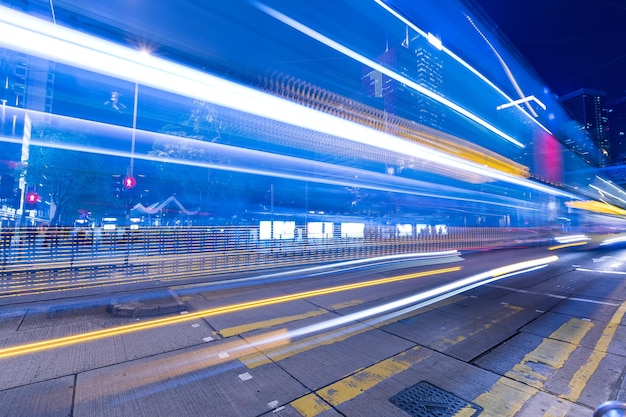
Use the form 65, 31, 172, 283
0, 244, 625, 417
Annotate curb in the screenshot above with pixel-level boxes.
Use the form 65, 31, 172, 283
107, 289, 187, 317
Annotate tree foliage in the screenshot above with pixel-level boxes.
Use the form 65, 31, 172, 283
26, 125, 123, 225
149, 101, 261, 219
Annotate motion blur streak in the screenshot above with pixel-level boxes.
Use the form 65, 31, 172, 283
0, 5, 578, 199
255, 255, 558, 346
601, 236, 626, 246
548, 241, 589, 251
253, 0, 525, 148
43, 256, 558, 402
0, 135, 519, 208
371, 0, 552, 135
180, 251, 462, 288
554, 234, 589, 244
74, 330, 290, 404
0, 266, 461, 359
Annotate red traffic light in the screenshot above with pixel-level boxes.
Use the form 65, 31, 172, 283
26, 192, 38, 204
123, 176, 137, 189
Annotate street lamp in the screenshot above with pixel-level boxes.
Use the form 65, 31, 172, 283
129, 48, 152, 178
129, 79, 138, 178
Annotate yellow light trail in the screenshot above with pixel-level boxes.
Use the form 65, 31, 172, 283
0, 266, 461, 359
548, 241, 589, 251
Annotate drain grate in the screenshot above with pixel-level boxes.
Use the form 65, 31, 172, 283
390, 381, 482, 417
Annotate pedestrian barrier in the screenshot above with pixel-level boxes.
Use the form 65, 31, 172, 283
0, 225, 553, 297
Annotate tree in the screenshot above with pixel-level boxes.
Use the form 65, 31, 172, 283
149, 101, 259, 221
25, 125, 123, 225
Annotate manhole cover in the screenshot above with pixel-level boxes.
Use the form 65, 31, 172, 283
390, 381, 482, 417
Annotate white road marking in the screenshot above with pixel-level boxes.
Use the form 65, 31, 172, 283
577, 268, 626, 275
491, 285, 619, 307
239, 372, 253, 381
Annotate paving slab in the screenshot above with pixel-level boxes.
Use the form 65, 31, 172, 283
73, 338, 309, 417
485, 285, 565, 312
326, 347, 506, 417
551, 297, 620, 322
256, 324, 415, 391
473, 331, 545, 376
0, 316, 215, 390
0, 375, 74, 417
520, 310, 626, 355
545, 347, 626, 410
204, 296, 328, 337
435, 293, 543, 333
517, 390, 592, 417
382, 307, 518, 361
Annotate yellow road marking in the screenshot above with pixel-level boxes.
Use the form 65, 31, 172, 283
291, 394, 332, 416
291, 346, 426, 417
506, 318, 593, 388
455, 406, 481, 417
472, 377, 536, 417
565, 300, 626, 401
219, 309, 328, 337
465, 318, 593, 416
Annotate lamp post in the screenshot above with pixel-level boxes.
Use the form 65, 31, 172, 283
129, 80, 138, 178
127, 47, 151, 183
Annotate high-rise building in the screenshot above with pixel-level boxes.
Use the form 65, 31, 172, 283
607, 95, 626, 164
1, 50, 55, 114
0, 0, 56, 115
362, 30, 445, 130
559, 88, 609, 165
0, 1, 56, 217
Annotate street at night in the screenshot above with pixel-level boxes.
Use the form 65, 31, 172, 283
0, 244, 625, 416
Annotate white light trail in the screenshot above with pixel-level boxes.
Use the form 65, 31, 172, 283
372, 0, 553, 135
497, 95, 546, 112
554, 234, 589, 244
253, 255, 558, 347
253, 1, 525, 149
0, 6, 576, 198
0, 130, 532, 211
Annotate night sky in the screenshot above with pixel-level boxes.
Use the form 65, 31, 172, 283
472, 0, 626, 100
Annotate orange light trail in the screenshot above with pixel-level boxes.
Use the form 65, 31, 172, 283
0, 266, 461, 359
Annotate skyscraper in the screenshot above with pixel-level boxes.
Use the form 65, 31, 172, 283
0, 0, 56, 216
607, 95, 626, 164
559, 88, 609, 165
1, 50, 55, 114
362, 29, 445, 130
0, 0, 56, 115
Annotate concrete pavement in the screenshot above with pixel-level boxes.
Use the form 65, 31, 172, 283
0, 247, 625, 416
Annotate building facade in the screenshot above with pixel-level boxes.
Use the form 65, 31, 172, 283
559, 88, 609, 165
362, 29, 445, 131
607, 95, 626, 165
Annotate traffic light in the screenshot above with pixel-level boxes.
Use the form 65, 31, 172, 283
123, 176, 137, 189
25, 191, 38, 207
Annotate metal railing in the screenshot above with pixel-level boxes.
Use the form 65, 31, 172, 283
0, 225, 552, 297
